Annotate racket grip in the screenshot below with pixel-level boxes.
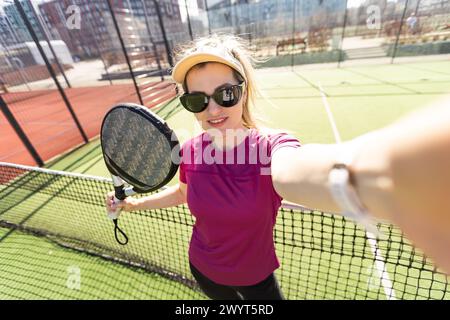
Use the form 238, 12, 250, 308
107, 208, 122, 220
107, 196, 123, 220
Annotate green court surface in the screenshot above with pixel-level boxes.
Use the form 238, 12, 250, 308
46, 60, 450, 176
2, 59, 449, 300
0, 227, 203, 299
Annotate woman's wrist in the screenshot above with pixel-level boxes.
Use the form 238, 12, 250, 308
133, 197, 147, 211
348, 132, 396, 222
123, 197, 142, 211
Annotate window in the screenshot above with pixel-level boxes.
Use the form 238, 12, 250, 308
165, 3, 173, 16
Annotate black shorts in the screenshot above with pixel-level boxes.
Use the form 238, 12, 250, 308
189, 261, 285, 300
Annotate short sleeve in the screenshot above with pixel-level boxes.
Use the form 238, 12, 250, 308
269, 132, 301, 156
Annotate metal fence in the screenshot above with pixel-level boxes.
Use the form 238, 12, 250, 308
1, 0, 449, 166
0, 0, 178, 167
181, 0, 450, 67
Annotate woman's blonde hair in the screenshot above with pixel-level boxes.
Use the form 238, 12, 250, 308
173, 34, 261, 129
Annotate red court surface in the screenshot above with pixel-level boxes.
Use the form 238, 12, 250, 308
0, 82, 176, 166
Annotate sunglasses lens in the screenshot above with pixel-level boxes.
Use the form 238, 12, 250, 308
180, 94, 207, 113
214, 86, 242, 107
180, 84, 243, 113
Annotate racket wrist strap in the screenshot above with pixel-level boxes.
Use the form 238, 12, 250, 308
113, 219, 129, 245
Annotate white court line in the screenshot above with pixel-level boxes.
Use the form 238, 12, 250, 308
260, 92, 281, 110
317, 82, 396, 300
256, 80, 281, 110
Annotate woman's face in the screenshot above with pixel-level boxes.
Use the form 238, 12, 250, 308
185, 62, 246, 134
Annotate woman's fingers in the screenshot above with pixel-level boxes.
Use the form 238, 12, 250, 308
105, 192, 134, 211
105, 192, 119, 210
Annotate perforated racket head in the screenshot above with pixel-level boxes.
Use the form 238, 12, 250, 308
100, 103, 179, 193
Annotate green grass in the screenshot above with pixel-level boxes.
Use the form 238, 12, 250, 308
2, 59, 450, 300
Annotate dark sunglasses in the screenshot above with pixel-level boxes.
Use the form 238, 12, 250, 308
179, 83, 245, 113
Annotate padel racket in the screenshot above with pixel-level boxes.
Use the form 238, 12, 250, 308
100, 103, 180, 245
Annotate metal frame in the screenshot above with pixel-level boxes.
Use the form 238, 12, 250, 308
14, 0, 88, 144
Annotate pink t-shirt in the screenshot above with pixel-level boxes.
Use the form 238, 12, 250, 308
179, 129, 301, 286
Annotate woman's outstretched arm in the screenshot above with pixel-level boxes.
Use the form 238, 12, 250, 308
105, 182, 187, 212
271, 95, 450, 272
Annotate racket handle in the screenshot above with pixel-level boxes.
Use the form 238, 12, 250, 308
107, 196, 123, 220
107, 208, 122, 220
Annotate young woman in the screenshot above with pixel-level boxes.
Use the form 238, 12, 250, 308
106, 35, 450, 298
107, 35, 300, 299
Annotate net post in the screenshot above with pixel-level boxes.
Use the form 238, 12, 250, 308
0, 95, 44, 166
14, 0, 88, 144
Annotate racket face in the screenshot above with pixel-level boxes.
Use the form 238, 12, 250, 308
100, 103, 179, 193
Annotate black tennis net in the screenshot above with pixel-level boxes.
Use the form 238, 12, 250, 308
0, 162, 448, 300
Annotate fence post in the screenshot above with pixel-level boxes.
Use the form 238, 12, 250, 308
85, 3, 113, 86
204, 0, 212, 35
338, 0, 349, 68
14, 0, 88, 144
414, 0, 421, 15
1, 15, 32, 91
152, 0, 174, 67
141, 0, 164, 81
391, 0, 410, 64
185, 0, 194, 41
0, 36, 31, 91
105, 0, 144, 105
246, 3, 252, 46
30, 2, 72, 89
291, 0, 297, 71
0, 95, 44, 166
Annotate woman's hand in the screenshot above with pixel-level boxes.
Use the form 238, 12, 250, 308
105, 191, 140, 212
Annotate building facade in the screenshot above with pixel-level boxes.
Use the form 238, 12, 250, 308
37, 0, 185, 60
3, 0, 44, 44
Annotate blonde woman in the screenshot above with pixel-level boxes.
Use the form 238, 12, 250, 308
106, 34, 450, 299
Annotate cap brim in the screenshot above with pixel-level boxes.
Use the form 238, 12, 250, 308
172, 52, 245, 84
